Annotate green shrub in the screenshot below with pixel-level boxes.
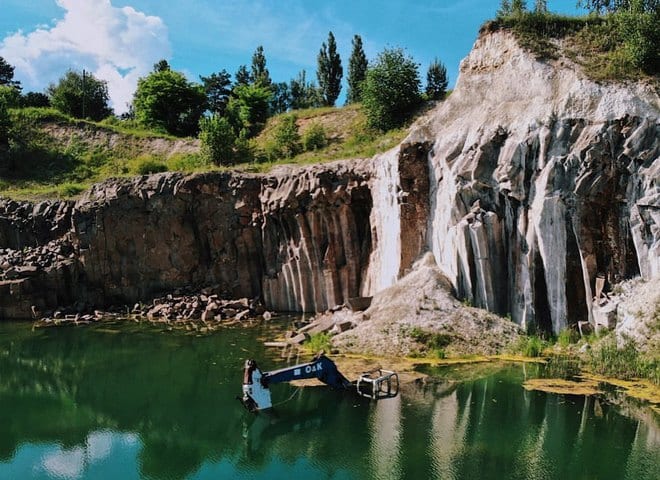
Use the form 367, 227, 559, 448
273, 114, 301, 158
589, 337, 659, 383
409, 327, 452, 350
58, 182, 85, 197
167, 153, 209, 172
199, 115, 237, 165
557, 328, 579, 348
361, 48, 422, 131
430, 348, 447, 359
487, 10, 658, 79
132, 156, 168, 175
306, 332, 332, 353
511, 335, 546, 357
302, 122, 327, 151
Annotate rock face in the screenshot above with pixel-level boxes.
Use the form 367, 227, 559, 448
1, 29, 658, 340
72, 163, 376, 313
420, 30, 659, 334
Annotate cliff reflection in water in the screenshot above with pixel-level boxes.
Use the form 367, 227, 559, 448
0, 322, 658, 480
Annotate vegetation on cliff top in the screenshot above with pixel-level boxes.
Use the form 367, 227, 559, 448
1, 27, 446, 199
489, 0, 659, 81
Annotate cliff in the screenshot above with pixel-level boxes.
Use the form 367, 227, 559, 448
418, 30, 658, 334
1, 30, 658, 344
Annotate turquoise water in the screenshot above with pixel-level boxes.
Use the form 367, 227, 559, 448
0, 320, 658, 480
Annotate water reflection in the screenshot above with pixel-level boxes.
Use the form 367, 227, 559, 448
0, 322, 658, 480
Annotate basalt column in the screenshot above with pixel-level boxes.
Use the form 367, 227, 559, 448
260, 166, 373, 312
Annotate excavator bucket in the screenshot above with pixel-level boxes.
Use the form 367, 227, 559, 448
356, 369, 399, 400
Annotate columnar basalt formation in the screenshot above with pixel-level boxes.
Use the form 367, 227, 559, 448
1, 29, 658, 337
2, 160, 395, 318
422, 30, 659, 334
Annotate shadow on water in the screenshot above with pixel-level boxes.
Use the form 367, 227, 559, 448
0, 321, 658, 480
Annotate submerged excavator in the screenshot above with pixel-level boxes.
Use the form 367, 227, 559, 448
239, 352, 399, 412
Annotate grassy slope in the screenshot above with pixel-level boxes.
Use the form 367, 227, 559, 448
1, 104, 409, 200
242, 103, 408, 173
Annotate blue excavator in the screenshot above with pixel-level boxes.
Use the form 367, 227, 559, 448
239, 353, 399, 412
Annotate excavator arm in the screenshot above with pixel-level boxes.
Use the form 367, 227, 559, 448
239, 353, 398, 413
240, 353, 351, 412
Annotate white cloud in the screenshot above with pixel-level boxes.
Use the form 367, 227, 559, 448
0, 0, 170, 114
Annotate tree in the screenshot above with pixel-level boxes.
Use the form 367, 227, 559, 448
234, 65, 251, 87
153, 59, 171, 72
497, 0, 512, 17
0, 97, 11, 152
511, 0, 527, 15
0, 96, 10, 169
0, 85, 21, 108
133, 69, 206, 136
346, 35, 368, 104
317, 32, 343, 106
200, 70, 232, 116
425, 59, 448, 100
361, 48, 422, 131
289, 70, 323, 110
19, 92, 50, 108
250, 46, 272, 88
534, 0, 548, 13
199, 115, 237, 165
226, 83, 272, 137
577, 0, 656, 12
48, 70, 112, 120
270, 82, 291, 115
615, 1, 660, 73
0, 56, 20, 90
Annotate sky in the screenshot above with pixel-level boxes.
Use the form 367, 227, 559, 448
0, 1, 586, 114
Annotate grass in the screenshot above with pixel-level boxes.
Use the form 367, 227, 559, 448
305, 332, 332, 354
243, 103, 408, 173
2, 103, 412, 199
557, 327, 579, 348
588, 336, 659, 384
484, 11, 658, 82
406, 326, 452, 359
510, 335, 547, 358
1, 107, 212, 199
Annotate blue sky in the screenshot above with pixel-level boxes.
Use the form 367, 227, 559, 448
0, 1, 586, 113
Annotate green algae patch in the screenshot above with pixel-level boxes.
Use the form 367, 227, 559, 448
522, 377, 603, 396
582, 373, 660, 412
490, 354, 548, 364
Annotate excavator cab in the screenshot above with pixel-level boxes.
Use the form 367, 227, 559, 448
240, 359, 272, 412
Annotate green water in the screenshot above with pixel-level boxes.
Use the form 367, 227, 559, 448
0, 321, 658, 480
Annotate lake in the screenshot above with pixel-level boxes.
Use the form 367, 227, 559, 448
0, 320, 658, 480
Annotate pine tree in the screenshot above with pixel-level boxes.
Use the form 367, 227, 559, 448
234, 65, 250, 87
250, 46, 271, 88
511, 0, 527, 15
425, 58, 448, 100
316, 32, 343, 107
200, 70, 232, 116
289, 70, 322, 110
346, 35, 368, 104
0, 56, 21, 90
497, 0, 512, 17
534, 0, 548, 13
